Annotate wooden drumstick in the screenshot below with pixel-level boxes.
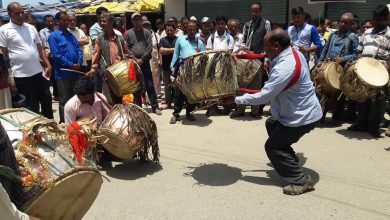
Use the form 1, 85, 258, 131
60, 68, 86, 75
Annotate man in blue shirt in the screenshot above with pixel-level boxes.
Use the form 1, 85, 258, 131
227, 29, 322, 195
318, 13, 358, 123
49, 11, 83, 123
287, 7, 322, 63
170, 20, 205, 124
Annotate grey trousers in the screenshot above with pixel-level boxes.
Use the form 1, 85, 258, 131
265, 117, 317, 185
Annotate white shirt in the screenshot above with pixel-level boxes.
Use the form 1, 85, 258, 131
206, 32, 234, 50
69, 27, 88, 66
232, 33, 244, 53
0, 183, 29, 220
0, 21, 43, 78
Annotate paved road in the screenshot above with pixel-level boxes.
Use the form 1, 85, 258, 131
78, 105, 390, 220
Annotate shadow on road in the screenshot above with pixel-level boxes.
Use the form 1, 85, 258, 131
185, 163, 242, 186
181, 114, 213, 127
104, 160, 163, 180
185, 153, 320, 188
229, 115, 263, 122
336, 128, 384, 140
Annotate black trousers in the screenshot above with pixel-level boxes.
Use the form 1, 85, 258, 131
162, 69, 173, 105
172, 87, 196, 116
14, 73, 53, 119
134, 62, 159, 110
57, 77, 80, 123
265, 117, 317, 185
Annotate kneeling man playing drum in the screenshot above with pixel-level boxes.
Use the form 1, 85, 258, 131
226, 29, 322, 195
64, 76, 110, 126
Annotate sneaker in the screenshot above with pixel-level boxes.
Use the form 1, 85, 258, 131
186, 114, 195, 121
170, 115, 179, 124
347, 124, 368, 132
153, 108, 162, 115
283, 175, 314, 196
229, 111, 245, 118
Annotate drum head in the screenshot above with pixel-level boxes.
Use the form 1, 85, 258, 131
324, 62, 343, 90
100, 129, 135, 160
24, 170, 102, 220
356, 57, 389, 87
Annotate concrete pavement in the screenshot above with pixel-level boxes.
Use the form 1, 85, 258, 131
79, 106, 390, 220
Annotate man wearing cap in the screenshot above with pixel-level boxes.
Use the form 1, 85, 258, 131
196, 17, 212, 45
125, 13, 162, 115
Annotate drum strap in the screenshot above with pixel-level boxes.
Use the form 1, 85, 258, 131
284, 49, 302, 91
238, 49, 302, 94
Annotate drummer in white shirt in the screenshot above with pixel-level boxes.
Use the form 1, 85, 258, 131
205, 16, 234, 117
206, 16, 234, 54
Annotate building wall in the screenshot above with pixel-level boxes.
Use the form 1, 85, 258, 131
288, 0, 325, 23
164, 0, 186, 21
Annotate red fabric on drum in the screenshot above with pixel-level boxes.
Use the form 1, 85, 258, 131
66, 122, 88, 165
128, 60, 137, 81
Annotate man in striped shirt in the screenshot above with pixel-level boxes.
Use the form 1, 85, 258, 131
348, 5, 390, 138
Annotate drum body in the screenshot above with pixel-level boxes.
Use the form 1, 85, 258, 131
178, 51, 238, 104
236, 56, 263, 87
0, 108, 102, 220
106, 59, 141, 97
312, 60, 343, 93
340, 57, 389, 103
99, 104, 159, 161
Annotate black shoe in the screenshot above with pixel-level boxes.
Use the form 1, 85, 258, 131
283, 175, 314, 196
347, 124, 368, 132
186, 114, 195, 121
368, 129, 381, 138
205, 109, 214, 117
249, 113, 261, 118
229, 111, 245, 118
170, 115, 179, 124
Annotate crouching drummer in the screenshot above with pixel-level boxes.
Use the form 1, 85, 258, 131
317, 13, 358, 123
64, 76, 110, 126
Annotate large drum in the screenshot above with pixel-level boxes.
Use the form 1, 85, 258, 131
312, 60, 343, 93
236, 55, 263, 87
99, 104, 160, 161
340, 57, 389, 103
178, 51, 238, 104
105, 59, 142, 97
0, 108, 102, 220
